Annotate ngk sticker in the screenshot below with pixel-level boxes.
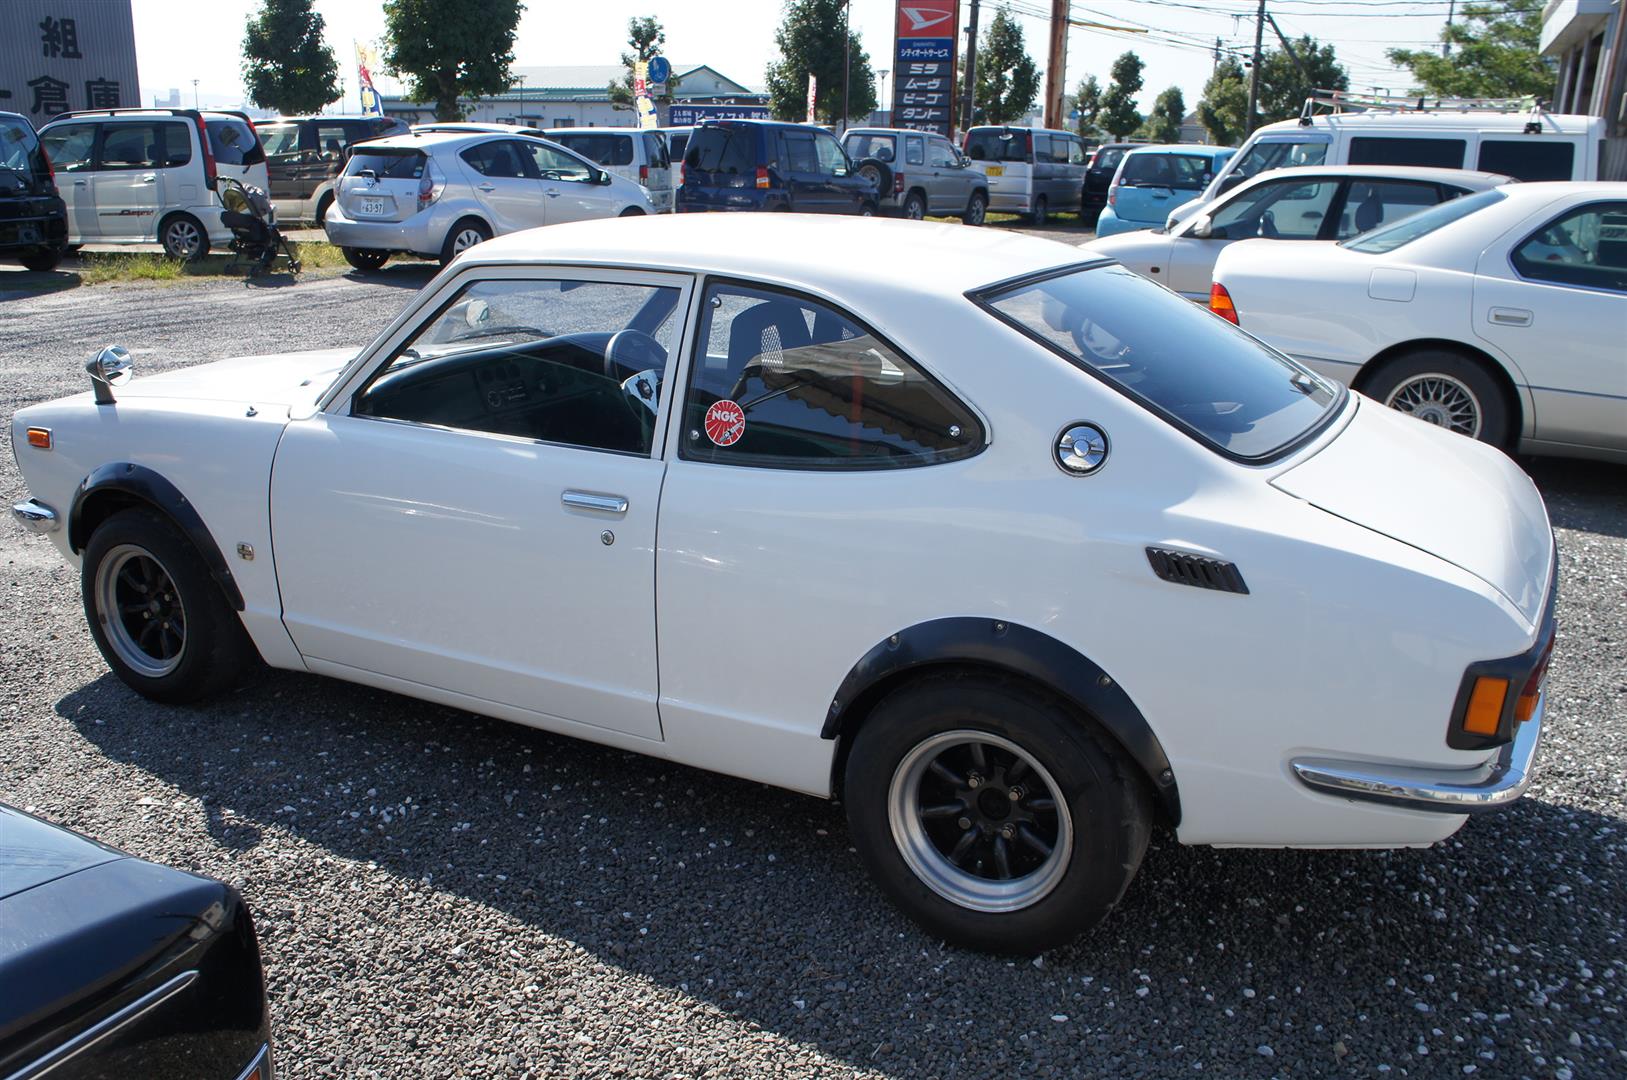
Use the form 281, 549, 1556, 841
704, 400, 746, 447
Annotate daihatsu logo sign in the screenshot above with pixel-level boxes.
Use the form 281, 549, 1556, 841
900, 6, 953, 32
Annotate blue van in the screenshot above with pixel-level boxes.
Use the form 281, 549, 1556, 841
676, 120, 879, 214
1094, 144, 1236, 237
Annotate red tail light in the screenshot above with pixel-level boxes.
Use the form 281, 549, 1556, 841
39, 144, 54, 184
894, 172, 904, 195
196, 115, 217, 188
1209, 283, 1239, 325
639, 163, 649, 183
1515, 637, 1554, 723
755, 166, 770, 190
679, 161, 686, 186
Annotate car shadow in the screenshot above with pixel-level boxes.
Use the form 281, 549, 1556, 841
57, 667, 1623, 1077
1527, 457, 1627, 540
344, 264, 439, 289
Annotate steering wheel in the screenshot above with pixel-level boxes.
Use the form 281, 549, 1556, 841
603, 329, 667, 415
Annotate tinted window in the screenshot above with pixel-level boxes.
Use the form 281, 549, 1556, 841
0, 116, 43, 176
1210, 179, 1341, 240
1344, 188, 1506, 254
682, 282, 983, 469
1477, 140, 1574, 182
1511, 201, 1627, 293
1348, 136, 1465, 170
347, 147, 425, 179
1228, 139, 1327, 181
525, 141, 593, 182
100, 122, 191, 168
1091, 147, 1126, 172
39, 122, 96, 171
1032, 134, 1054, 163
906, 135, 926, 166
554, 133, 634, 167
981, 264, 1342, 460
685, 127, 753, 174
461, 140, 533, 179
356, 278, 683, 455
666, 130, 689, 160
1336, 180, 1450, 239
964, 129, 1029, 163
1121, 152, 1211, 190
643, 133, 669, 169
782, 130, 818, 173
207, 119, 263, 166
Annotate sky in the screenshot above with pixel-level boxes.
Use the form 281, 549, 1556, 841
131, 0, 1466, 116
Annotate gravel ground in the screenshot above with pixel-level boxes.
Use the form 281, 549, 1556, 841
2, 251, 1624, 1080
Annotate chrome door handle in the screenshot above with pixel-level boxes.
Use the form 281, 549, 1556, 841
141, 174, 157, 183
562, 490, 628, 514
544, 189, 560, 197
1489, 307, 1533, 327
73, 179, 87, 186
477, 182, 495, 192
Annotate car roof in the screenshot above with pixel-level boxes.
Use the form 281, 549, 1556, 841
261, 114, 389, 123
1122, 143, 1234, 157
363, 129, 524, 149
965, 125, 1077, 135
1230, 164, 1513, 187
1255, 112, 1602, 135
468, 214, 1084, 297
541, 127, 639, 136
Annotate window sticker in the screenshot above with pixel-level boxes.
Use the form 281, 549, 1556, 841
704, 400, 746, 447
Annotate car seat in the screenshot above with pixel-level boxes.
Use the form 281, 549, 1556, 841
1353, 190, 1383, 233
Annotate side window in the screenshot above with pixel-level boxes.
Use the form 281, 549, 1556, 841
315, 125, 350, 160
643, 133, 669, 169
927, 138, 956, 168
1209, 179, 1341, 240
1335, 180, 1445, 239
1169, 155, 1213, 190
1511, 201, 1627, 293
354, 277, 685, 455
1032, 134, 1052, 163
813, 133, 847, 175
461, 140, 534, 179
39, 122, 98, 172
681, 282, 983, 469
782, 130, 818, 173
99, 122, 190, 169
1477, 140, 1574, 182
905, 135, 925, 166
1348, 136, 1465, 170
525, 142, 593, 182
1067, 136, 1087, 166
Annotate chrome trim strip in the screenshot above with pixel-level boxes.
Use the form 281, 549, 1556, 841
1291, 697, 1543, 814
560, 490, 628, 514
3, 969, 198, 1080
10, 499, 59, 534
232, 1042, 272, 1080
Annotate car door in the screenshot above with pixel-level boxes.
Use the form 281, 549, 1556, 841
779, 129, 829, 211
1164, 177, 1343, 300
813, 130, 861, 212
925, 136, 969, 213
271, 267, 694, 741
37, 121, 99, 241
524, 141, 608, 223
459, 139, 546, 233
91, 121, 177, 240
1473, 198, 1627, 452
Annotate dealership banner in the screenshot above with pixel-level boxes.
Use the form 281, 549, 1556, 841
891, 0, 959, 138
666, 104, 769, 126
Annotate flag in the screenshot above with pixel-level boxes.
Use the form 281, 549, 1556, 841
806, 74, 817, 124
355, 41, 382, 117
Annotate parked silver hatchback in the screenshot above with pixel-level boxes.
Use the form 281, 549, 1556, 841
841, 127, 989, 224
322, 130, 654, 270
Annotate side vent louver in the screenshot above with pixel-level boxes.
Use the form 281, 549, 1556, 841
1145, 547, 1249, 595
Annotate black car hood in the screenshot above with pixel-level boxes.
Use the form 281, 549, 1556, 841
0, 805, 126, 901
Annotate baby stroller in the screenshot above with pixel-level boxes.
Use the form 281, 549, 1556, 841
218, 176, 300, 276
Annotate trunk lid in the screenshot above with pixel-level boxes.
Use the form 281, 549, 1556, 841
1273, 399, 1553, 624
339, 146, 427, 222
112, 348, 355, 410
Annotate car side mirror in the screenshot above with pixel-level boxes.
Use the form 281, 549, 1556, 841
597, 170, 612, 185
1190, 216, 1214, 240
86, 344, 133, 405
1217, 174, 1244, 194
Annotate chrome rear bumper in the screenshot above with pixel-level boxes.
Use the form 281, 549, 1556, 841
1291, 697, 1543, 814
11, 498, 59, 533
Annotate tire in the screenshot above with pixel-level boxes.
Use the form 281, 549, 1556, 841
1030, 196, 1049, 225
859, 202, 878, 218
844, 673, 1151, 954
855, 158, 893, 201
81, 507, 254, 704
902, 191, 927, 220
962, 191, 988, 227
1363, 348, 1512, 447
342, 247, 389, 271
315, 192, 334, 227
19, 247, 63, 272
440, 217, 491, 266
159, 213, 208, 261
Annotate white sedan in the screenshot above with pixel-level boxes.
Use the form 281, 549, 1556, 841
1210, 181, 1627, 461
11, 216, 1555, 953
1082, 165, 1511, 301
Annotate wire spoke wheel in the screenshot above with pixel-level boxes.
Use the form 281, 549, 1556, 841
96, 544, 186, 678
888, 730, 1073, 913
1384, 373, 1482, 437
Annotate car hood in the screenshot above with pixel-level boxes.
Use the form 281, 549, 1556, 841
112, 348, 357, 410
1080, 231, 1170, 259
1273, 399, 1554, 625
0, 804, 126, 901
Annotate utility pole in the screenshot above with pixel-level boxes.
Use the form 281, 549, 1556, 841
961, 0, 981, 134
1214, 37, 1222, 73
1044, 0, 1067, 129
1245, 0, 1265, 135
1443, 0, 1456, 58
842, 0, 852, 132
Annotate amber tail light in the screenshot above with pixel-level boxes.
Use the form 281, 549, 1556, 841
1209, 282, 1239, 324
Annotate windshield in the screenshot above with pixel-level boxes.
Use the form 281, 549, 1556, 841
1342, 188, 1507, 254
979, 263, 1343, 460
1228, 138, 1328, 182
347, 147, 425, 179
964, 129, 1029, 163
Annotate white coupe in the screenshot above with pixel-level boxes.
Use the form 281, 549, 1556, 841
12, 216, 1556, 953
1210, 181, 1627, 462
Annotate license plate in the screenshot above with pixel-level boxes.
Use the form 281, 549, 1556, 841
985, 166, 1004, 177
17, 226, 40, 244
360, 197, 387, 216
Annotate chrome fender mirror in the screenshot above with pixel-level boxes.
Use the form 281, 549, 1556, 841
87, 344, 133, 405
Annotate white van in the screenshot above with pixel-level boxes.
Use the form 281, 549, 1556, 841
539, 128, 674, 212
37, 108, 270, 260
1167, 92, 1605, 230
962, 125, 1091, 222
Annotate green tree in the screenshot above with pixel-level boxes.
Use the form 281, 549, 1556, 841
974, 5, 1040, 124
608, 17, 682, 111
241, 0, 339, 116
1138, 86, 1185, 142
383, 0, 524, 121
1100, 51, 1144, 139
1255, 36, 1348, 125
1074, 75, 1102, 139
764, 0, 877, 124
1197, 57, 1247, 145
1388, 0, 1551, 98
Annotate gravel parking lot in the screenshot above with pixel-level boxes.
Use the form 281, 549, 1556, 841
3, 247, 1624, 1079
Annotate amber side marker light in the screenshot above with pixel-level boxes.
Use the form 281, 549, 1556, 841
1464, 676, 1510, 736
26, 428, 52, 450
1209, 282, 1239, 325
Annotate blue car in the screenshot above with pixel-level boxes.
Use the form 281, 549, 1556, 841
676, 120, 878, 215
1095, 144, 1237, 237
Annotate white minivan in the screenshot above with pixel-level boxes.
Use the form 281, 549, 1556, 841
1167, 95, 1605, 230
540, 128, 674, 212
36, 108, 270, 259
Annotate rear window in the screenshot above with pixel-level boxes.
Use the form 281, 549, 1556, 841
347, 147, 425, 180
207, 118, 265, 166
1121, 152, 1212, 190
965, 129, 1029, 163
1348, 136, 1465, 170
842, 133, 897, 164
979, 263, 1343, 461
1092, 147, 1126, 172
685, 127, 754, 175
0, 115, 46, 177
643, 133, 669, 169
1343, 187, 1507, 254
1477, 139, 1574, 182
553, 133, 634, 167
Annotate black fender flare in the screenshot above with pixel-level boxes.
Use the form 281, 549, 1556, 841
68, 462, 245, 612
823, 617, 1180, 823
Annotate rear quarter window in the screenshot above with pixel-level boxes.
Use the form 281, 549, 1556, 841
1348, 136, 1465, 170
1477, 139, 1575, 182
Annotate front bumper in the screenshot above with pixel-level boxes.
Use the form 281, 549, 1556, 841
12, 497, 59, 533
1290, 695, 1544, 814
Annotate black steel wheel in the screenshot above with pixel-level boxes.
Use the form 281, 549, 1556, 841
845, 673, 1151, 954
19, 247, 64, 272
